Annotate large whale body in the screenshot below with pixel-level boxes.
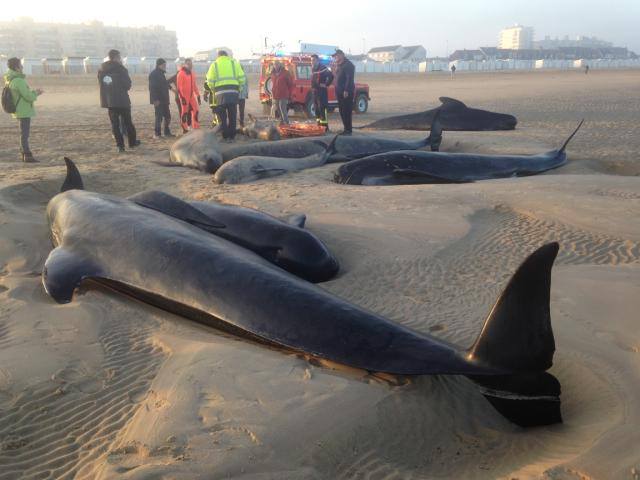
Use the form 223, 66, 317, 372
43, 161, 562, 427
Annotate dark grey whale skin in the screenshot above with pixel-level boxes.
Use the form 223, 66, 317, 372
167, 115, 442, 173
43, 159, 563, 425
335, 121, 583, 185
128, 190, 339, 283
358, 97, 517, 131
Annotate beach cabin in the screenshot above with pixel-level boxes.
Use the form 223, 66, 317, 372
141, 57, 157, 74
62, 56, 85, 75
21, 58, 44, 75
83, 57, 103, 74
43, 58, 64, 75
192, 61, 209, 75
123, 56, 142, 74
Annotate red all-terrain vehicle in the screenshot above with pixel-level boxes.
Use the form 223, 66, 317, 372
259, 54, 370, 118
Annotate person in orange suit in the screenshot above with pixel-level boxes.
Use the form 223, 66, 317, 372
176, 58, 201, 133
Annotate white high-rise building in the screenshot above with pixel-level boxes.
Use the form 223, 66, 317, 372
499, 25, 534, 50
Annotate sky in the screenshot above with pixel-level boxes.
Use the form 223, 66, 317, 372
3, 0, 639, 58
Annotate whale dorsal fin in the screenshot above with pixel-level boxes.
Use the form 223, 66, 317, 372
61, 157, 84, 192
284, 214, 306, 228
439, 97, 467, 110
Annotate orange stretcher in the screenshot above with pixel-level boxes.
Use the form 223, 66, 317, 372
277, 122, 326, 138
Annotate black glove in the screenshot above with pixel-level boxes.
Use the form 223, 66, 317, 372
197, 95, 202, 105
181, 97, 187, 106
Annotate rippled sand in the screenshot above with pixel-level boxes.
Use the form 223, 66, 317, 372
0, 70, 639, 479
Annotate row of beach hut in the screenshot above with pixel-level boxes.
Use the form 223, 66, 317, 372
2, 55, 640, 76
445, 58, 640, 72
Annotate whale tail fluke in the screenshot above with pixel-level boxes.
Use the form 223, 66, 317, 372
558, 119, 584, 154
466, 242, 561, 427
61, 157, 84, 192
468, 242, 558, 372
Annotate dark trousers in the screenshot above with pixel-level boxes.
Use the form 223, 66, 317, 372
154, 103, 171, 136
108, 107, 137, 148
337, 92, 354, 133
217, 103, 238, 139
18, 118, 31, 153
238, 99, 246, 127
313, 88, 329, 127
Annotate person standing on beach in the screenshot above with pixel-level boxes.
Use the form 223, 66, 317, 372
450, 64, 456, 78
206, 50, 246, 141
332, 49, 355, 135
311, 54, 333, 131
176, 58, 201, 133
148, 58, 174, 138
98, 49, 139, 153
3, 57, 43, 162
270, 61, 293, 124
238, 75, 249, 128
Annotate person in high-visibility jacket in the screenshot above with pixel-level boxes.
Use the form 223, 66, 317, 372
206, 50, 246, 141
203, 80, 220, 127
176, 58, 201, 133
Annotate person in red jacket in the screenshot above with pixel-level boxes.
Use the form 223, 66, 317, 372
270, 61, 293, 124
176, 58, 201, 132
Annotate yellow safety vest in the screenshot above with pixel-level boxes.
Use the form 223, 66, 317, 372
206, 57, 245, 92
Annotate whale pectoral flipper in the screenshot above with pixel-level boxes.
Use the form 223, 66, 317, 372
42, 248, 103, 304
129, 191, 226, 230
250, 166, 288, 179
392, 169, 469, 184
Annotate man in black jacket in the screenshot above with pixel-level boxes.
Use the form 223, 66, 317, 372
98, 49, 139, 152
331, 49, 355, 135
148, 58, 173, 138
311, 54, 333, 131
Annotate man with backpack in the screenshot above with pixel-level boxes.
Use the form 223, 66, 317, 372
3, 57, 43, 162
98, 49, 140, 153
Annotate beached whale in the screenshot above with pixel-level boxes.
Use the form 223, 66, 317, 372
166, 113, 442, 173
358, 97, 517, 131
214, 136, 339, 184
43, 160, 562, 427
240, 114, 281, 141
335, 121, 583, 185
63, 158, 338, 283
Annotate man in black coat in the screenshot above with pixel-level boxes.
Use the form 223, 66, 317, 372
148, 58, 173, 138
98, 49, 139, 152
332, 49, 355, 135
311, 54, 334, 131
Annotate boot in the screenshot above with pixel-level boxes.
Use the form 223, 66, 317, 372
22, 152, 38, 163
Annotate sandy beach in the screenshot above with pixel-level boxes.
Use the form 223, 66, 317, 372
0, 69, 639, 479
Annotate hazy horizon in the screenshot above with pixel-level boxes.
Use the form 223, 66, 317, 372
4, 0, 639, 58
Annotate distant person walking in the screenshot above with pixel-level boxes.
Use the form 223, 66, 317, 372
3, 57, 43, 162
148, 58, 174, 138
332, 49, 355, 135
585, 65, 590, 74
270, 61, 293, 124
311, 54, 334, 131
450, 64, 456, 78
98, 49, 139, 152
206, 50, 246, 141
176, 58, 201, 133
